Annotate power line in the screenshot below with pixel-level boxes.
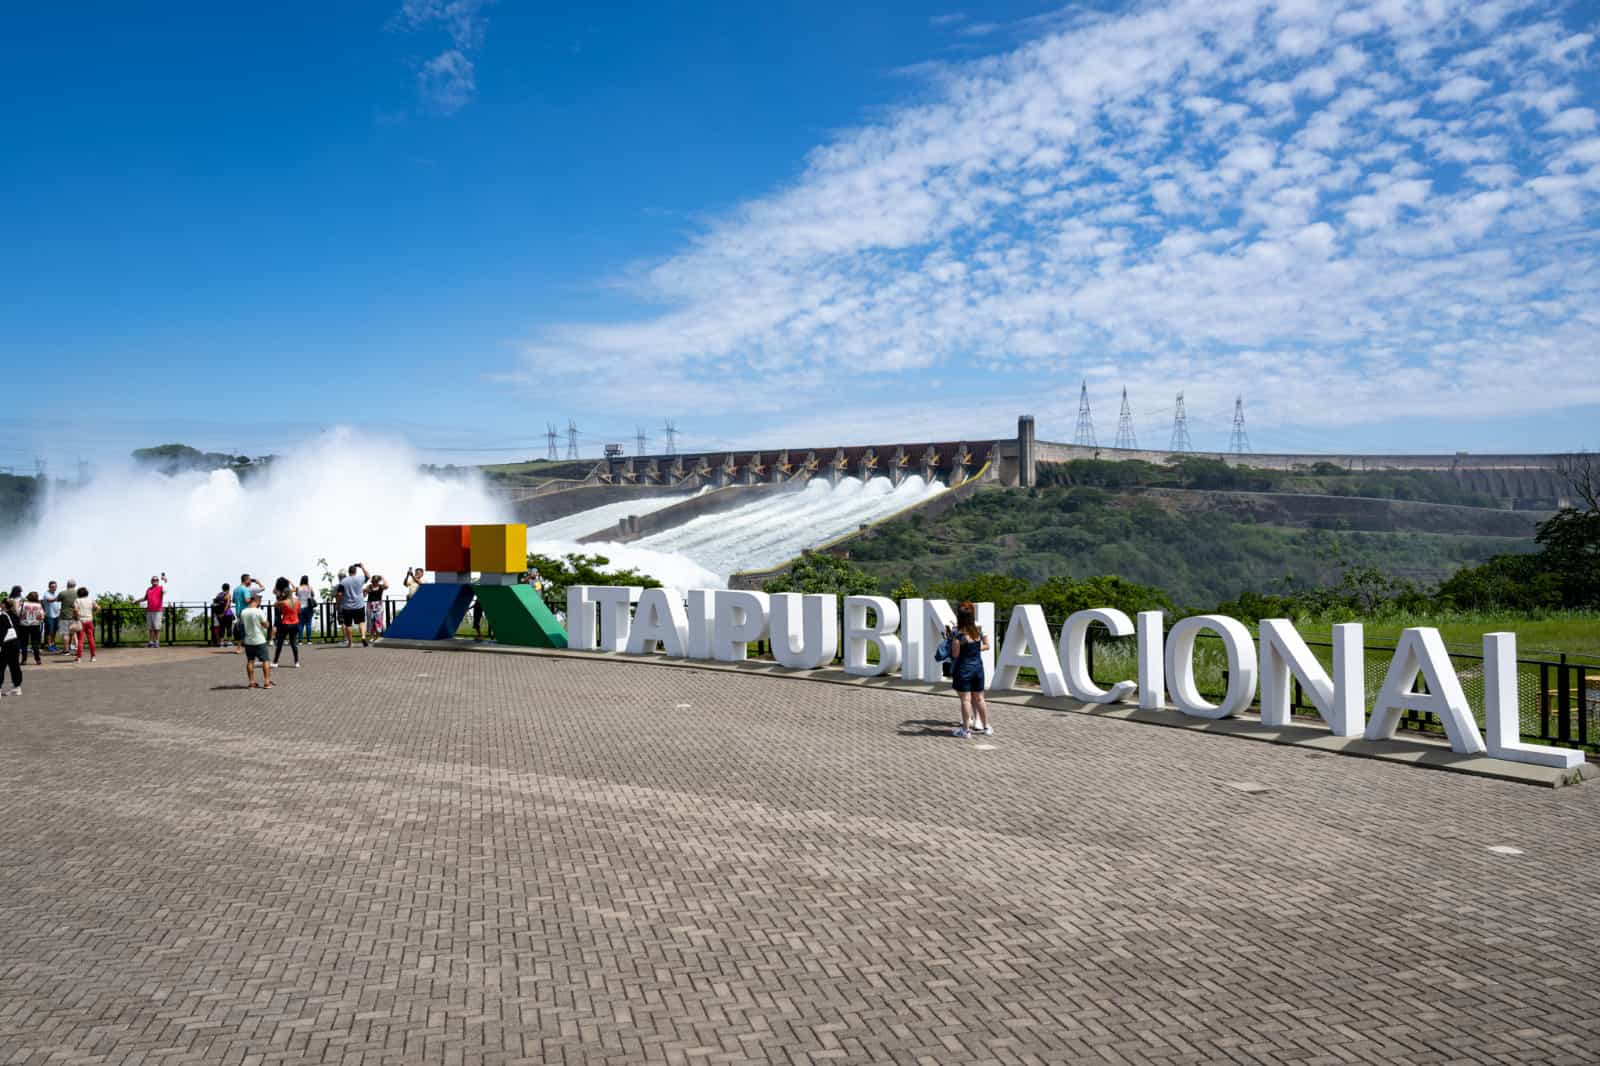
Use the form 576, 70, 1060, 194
1169, 392, 1192, 452
566, 420, 580, 461
1073, 380, 1097, 447
662, 419, 678, 456
1229, 394, 1252, 454
1113, 387, 1138, 450
546, 423, 559, 462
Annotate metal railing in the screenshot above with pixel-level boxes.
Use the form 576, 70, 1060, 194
91, 598, 421, 648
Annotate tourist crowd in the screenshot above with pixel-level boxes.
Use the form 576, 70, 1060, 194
0, 561, 555, 695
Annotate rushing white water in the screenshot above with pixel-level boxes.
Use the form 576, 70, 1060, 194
525, 492, 695, 543
622, 475, 945, 579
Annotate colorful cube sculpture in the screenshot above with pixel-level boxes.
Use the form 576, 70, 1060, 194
472, 583, 569, 648
384, 520, 567, 649
383, 582, 476, 641
425, 524, 472, 573
469, 523, 527, 574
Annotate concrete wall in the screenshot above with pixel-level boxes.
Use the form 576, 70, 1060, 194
1035, 439, 1567, 473
1134, 487, 1542, 536
507, 484, 701, 526
1035, 440, 1572, 507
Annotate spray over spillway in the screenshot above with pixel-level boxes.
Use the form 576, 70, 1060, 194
2, 435, 940, 603
0, 429, 509, 601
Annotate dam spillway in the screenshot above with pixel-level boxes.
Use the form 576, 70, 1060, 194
531, 475, 945, 581
630, 475, 945, 579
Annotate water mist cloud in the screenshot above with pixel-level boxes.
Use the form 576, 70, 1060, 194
1, 428, 509, 602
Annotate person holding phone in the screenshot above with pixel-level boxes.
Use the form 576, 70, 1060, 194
945, 601, 991, 738
134, 573, 167, 648
338, 563, 368, 647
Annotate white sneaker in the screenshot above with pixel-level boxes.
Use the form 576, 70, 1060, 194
293, 662, 301, 668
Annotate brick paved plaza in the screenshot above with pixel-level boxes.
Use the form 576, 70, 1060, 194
1, 646, 1597, 1065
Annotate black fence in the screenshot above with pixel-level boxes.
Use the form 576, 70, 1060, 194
93, 598, 418, 649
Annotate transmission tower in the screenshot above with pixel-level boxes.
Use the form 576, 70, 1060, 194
1169, 392, 1192, 452
35, 457, 46, 479
1073, 380, 1098, 447
662, 419, 678, 456
1229, 395, 1252, 454
566, 420, 580, 460
1113, 388, 1139, 450
635, 426, 648, 456
545, 423, 559, 461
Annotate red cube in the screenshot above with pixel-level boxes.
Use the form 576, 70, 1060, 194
424, 524, 471, 572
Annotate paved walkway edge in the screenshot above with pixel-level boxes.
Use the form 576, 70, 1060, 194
376, 638, 1596, 788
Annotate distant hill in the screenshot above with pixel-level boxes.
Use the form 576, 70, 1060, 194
843, 459, 1542, 609
132, 444, 273, 480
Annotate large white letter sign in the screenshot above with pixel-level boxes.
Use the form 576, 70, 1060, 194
588, 586, 642, 653
566, 585, 599, 651
1259, 620, 1364, 736
993, 604, 1067, 696
1165, 615, 1259, 720
712, 590, 770, 662
685, 589, 715, 660
1365, 627, 1485, 753
1136, 610, 1166, 710
911, 600, 995, 686
770, 594, 839, 669
1484, 633, 1583, 769
1060, 608, 1136, 704
625, 587, 689, 657
911, 599, 954, 682
843, 596, 901, 677
898, 598, 926, 680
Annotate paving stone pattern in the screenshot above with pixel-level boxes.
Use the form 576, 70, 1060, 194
1, 647, 1598, 1065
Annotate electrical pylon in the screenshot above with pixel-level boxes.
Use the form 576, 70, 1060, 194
566, 420, 580, 460
1169, 392, 1192, 452
1229, 395, 1251, 454
1073, 380, 1098, 447
662, 420, 678, 456
1114, 388, 1139, 450
635, 426, 648, 456
545, 423, 559, 461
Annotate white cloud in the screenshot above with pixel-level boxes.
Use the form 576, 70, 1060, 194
517, 0, 1600, 437
392, 0, 492, 115
1546, 107, 1598, 133
1434, 75, 1490, 103
418, 49, 475, 116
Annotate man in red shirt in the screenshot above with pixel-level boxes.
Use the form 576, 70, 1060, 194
135, 574, 167, 648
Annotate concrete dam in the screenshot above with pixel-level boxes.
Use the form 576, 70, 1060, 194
502, 416, 1577, 584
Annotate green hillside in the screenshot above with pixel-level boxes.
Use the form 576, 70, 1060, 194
846, 471, 1537, 610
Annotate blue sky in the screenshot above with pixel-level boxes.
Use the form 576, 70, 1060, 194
2, 0, 1598, 470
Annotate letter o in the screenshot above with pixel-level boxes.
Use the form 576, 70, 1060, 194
1164, 614, 1258, 720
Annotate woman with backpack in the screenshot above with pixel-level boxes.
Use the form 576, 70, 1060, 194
0, 596, 21, 696
213, 582, 234, 648
944, 601, 992, 739
273, 579, 301, 667
18, 592, 45, 665
73, 587, 96, 662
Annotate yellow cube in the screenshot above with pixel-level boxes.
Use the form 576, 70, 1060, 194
468, 523, 527, 574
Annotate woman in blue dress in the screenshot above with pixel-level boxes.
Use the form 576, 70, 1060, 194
947, 601, 992, 738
